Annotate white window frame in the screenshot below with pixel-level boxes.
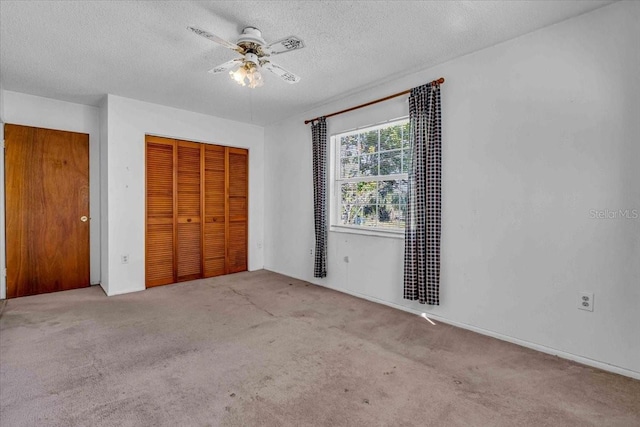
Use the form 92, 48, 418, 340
329, 117, 409, 238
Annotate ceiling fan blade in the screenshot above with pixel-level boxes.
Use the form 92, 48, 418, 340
263, 61, 301, 84
208, 58, 243, 74
266, 36, 305, 55
187, 26, 243, 53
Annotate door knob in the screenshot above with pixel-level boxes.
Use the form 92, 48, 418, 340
80, 216, 88, 222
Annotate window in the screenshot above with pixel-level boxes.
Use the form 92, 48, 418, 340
331, 118, 410, 234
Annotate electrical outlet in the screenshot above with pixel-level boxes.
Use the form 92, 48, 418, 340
121, 254, 129, 264
309, 248, 313, 256
578, 291, 594, 312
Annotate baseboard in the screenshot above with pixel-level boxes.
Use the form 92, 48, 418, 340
264, 268, 640, 381
105, 285, 145, 297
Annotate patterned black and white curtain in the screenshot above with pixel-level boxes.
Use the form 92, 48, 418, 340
404, 83, 442, 305
311, 117, 327, 278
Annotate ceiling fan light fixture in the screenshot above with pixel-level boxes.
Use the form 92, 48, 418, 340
229, 61, 263, 88
246, 64, 264, 88
229, 65, 247, 86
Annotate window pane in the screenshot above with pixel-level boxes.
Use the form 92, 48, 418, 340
380, 124, 403, 151
378, 205, 402, 228
341, 182, 358, 204
398, 179, 408, 205
355, 181, 378, 205
340, 134, 360, 157
377, 180, 394, 204
361, 130, 378, 154
359, 153, 378, 176
341, 156, 359, 178
378, 179, 406, 205
379, 150, 401, 175
397, 204, 407, 229
359, 205, 378, 227
402, 122, 411, 148
341, 203, 361, 225
402, 149, 411, 174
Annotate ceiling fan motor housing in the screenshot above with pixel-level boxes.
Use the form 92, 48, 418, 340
237, 27, 267, 48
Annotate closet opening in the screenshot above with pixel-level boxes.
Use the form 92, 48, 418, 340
145, 135, 248, 287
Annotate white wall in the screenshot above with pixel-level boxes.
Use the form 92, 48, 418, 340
1, 91, 102, 291
99, 97, 109, 292
264, 1, 640, 378
103, 95, 264, 296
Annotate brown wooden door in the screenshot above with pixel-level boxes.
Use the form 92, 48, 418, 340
5, 124, 90, 298
176, 141, 202, 281
203, 144, 226, 277
227, 148, 248, 273
145, 136, 176, 287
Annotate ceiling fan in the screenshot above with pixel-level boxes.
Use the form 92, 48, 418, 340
188, 26, 305, 88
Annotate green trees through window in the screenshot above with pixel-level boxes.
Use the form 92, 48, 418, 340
334, 119, 410, 230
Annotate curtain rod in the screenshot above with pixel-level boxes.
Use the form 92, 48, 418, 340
304, 77, 444, 125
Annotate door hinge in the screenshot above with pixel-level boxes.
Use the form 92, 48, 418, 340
3, 268, 6, 278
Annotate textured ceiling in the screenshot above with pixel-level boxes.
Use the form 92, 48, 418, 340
0, 0, 614, 126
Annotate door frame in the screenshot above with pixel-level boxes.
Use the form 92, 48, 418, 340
1, 119, 5, 299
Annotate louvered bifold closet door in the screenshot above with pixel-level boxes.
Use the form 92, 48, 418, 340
203, 145, 227, 277
146, 137, 176, 287
176, 141, 203, 281
146, 136, 248, 287
227, 148, 248, 273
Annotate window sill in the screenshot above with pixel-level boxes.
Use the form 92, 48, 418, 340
330, 225, 405, 239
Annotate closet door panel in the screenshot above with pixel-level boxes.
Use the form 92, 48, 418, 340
176, 141, 202, 281
228, 221, 247, 273
203, 145, 226, 277
228, 197, 247, 220
146, 137, 175, 287
227, 148, 248, 273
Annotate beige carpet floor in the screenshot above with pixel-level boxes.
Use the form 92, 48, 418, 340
1, 270, 638, 426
